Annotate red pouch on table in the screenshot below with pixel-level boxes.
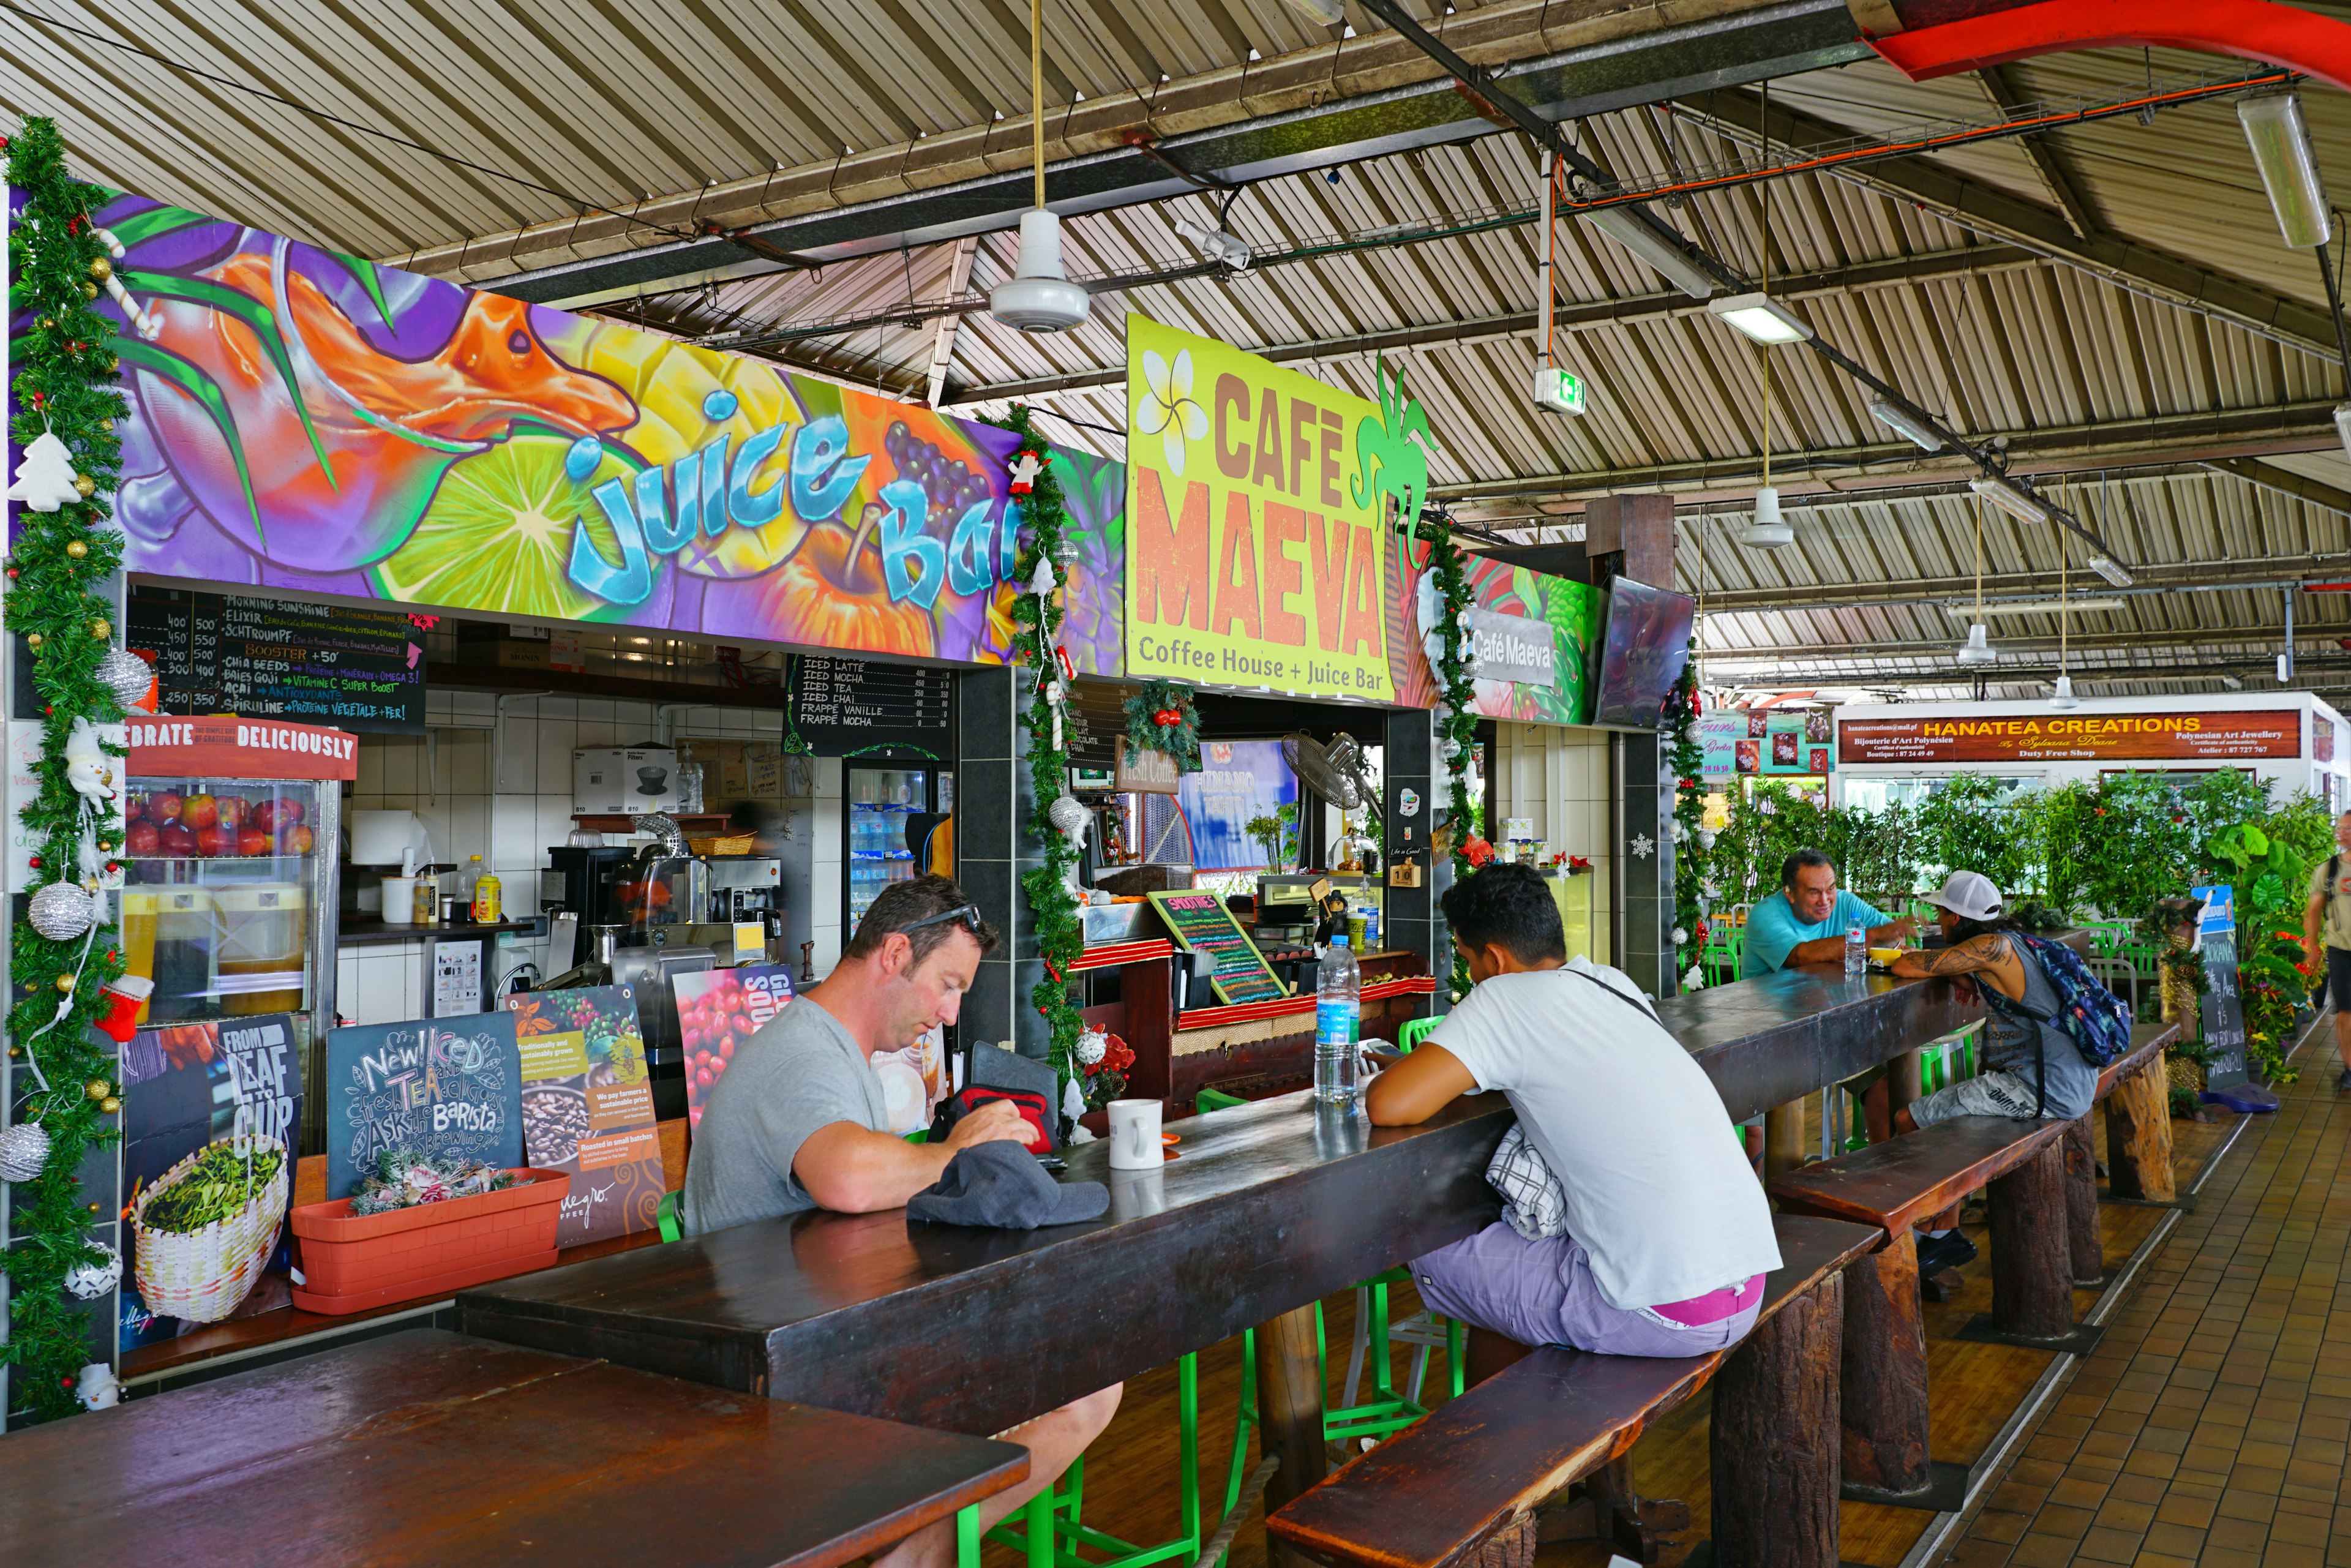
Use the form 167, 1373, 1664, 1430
931, 1087, 1055, 1153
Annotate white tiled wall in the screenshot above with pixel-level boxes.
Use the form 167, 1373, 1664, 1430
337, 691, 818, 1025
1492, 722, 1614, 964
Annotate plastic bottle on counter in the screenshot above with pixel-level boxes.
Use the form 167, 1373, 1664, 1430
472, 860, 502, 925
1315, 935, 1362, 1106
1844, 917, 1867, 980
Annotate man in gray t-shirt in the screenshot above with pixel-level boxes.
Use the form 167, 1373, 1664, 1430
679, 874, 1120, 1568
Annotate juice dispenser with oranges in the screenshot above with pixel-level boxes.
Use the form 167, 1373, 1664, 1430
122, 718, 353, 1154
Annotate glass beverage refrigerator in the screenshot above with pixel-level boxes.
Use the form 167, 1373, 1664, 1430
845, 762, 949, 932
122, 719, 350, 1156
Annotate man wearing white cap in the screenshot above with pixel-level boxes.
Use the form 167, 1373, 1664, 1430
1887, 871, 2102, 1277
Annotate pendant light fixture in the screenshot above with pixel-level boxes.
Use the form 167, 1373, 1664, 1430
1956, 494, 1996, 666
2049, 538, 2079, 708
1741, 76, 1792, 549
989, 0, 1090, 333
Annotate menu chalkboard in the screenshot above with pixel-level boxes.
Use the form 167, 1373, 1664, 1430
2191, 885, 2249, 1088
129, 587, 426, 734
323, 1014, 523, 1201
787, 655, 953, 757
1149, 889, 1288, 1006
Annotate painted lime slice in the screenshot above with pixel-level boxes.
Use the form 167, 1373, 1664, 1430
372, 430, 648, 621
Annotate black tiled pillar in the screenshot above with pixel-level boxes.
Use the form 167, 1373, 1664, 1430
1619, 728, 1676, 999
1383, 707, 1442, 1012
955, 666, 1046, 1057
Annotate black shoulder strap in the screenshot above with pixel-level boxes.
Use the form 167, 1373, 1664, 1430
1556, 965, 1661, 1023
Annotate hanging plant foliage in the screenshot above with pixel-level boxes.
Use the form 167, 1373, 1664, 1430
1121, 678, 1201, 772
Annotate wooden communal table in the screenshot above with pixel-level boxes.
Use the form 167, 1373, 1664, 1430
2, 1329, 1027, 1568
457, 968, 1986, 1532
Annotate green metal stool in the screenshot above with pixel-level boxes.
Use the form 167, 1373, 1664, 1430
988, 1354, 1205, 1568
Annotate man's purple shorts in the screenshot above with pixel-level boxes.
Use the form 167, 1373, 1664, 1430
1409, 1221, 1763, 1357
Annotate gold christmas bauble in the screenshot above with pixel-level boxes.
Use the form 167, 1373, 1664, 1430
105, 353, 119, 372
100, 1097, 121, 1115
37, 316, 52, 331
89, 256, 113, 283
24, 634, 42, 650
66, 540, 88, 560
81, 282, 99, 301
84, 1078, 109, 1100
54, 972, 75, 992
100, 418, 114, 432
74, 474, 95, 498
89, 619, 111, 639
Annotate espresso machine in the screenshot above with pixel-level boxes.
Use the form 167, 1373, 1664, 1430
692, 857, 782, 964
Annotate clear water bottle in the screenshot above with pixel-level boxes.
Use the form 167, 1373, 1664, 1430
1316, 936, 1363, 1105
1844, 917, 1867, 980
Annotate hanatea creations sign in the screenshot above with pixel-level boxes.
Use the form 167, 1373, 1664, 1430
126, 717, 359, 781
1124, 316, 1397, 701
72, 195, 1122, 677
1839, 710, 2302, 766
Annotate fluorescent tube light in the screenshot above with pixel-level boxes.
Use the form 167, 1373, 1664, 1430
1869, 397, 1944, 452
1955, 623, 1997, 666
2049, 673, 2079, 709
1707, 292, 1813, 344
1578, 208, 1718, 300
1742, 486, 1793, 548
2221, 674, 2244, 690
2087, 553, 2135, 588
1943, 599, 2124, 617
2238, 91, 2333, 249
1970, 475, 2051, 526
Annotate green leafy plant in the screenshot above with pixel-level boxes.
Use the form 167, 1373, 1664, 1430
141, 1142, 287, 1234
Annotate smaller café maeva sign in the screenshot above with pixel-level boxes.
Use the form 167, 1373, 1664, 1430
1839, 708, 2302, 766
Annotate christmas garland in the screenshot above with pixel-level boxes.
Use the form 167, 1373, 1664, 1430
1120, 678, 1200, 772
988, 407, 1089, 1116
1667, 643, 1711, 988
3, 119, 137, 1424
1417, 518, 1479, 1002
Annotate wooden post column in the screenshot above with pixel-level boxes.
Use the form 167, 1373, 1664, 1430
1763, 1098, 1808, 1180
1987, 1141, 2075, 1341
1254, 1304, 1329, 1567
1712, 1270, 1843, 1568
2103, 1053, 2177, 1202
1839, 1232, 1933, 1499
2061, 1117, 2103, 1286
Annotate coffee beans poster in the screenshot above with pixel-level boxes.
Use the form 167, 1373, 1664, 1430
501, 985, 664, 1245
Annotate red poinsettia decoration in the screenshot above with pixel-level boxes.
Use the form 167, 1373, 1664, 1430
1463, 837, 1495, 868
1087, 1033, 1136, 1078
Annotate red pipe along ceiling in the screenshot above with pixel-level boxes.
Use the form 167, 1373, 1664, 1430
1861, 0, 2351, 96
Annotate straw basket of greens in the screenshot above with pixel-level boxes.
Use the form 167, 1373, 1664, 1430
131, 1135, 290, 1324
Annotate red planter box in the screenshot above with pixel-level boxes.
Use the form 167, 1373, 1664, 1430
288, 1168, 569, 1315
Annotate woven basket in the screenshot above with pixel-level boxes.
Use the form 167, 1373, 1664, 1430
688, 833, 756, 856
131, 1134, 290, 1324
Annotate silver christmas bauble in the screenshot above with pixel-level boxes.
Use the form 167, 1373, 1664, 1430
1051, 536, 1081, 564
1046, 793, 1091, 840
0, 1120, 51, 1182
1076, 1028, 1108, 1067
96, 646, 154, 711
1697, 829, 1717, 850
64, 1240, 121, 1300
28, 881, 95, 942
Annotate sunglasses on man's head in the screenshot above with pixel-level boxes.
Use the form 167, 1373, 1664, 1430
901, 903, 985, 937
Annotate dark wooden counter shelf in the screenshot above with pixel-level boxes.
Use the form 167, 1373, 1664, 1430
8, 1328, 1028, 1568
338, 915, 541, 947
1264, 1213, 1881, 1568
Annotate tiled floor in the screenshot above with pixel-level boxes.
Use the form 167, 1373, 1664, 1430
1945, 1049, 2351, 1568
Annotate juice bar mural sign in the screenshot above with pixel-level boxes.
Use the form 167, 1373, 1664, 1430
1839, 710, 2303, 766
42, 195, 1123, 678
1124, 316, 1399, 702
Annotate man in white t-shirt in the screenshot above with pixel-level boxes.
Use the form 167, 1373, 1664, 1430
1367, 863, 1782, 1359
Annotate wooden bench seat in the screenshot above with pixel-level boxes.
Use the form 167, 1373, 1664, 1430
1265, 1214, 1879, 1568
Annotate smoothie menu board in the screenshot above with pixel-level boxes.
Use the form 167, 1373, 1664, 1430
1149, 890, 1288, 1007
129, 587, 426, 734
787, 655, 952, 756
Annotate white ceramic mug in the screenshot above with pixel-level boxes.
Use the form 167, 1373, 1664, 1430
1107, 1098, 1164, 1171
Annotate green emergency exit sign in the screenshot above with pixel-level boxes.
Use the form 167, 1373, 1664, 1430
1533, 365, 1587, 416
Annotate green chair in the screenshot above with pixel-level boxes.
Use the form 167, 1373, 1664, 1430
1397, 1015, 1441, 1054
989, 1359, 1205, 1568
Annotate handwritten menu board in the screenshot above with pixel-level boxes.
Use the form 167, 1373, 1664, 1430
502, 986, 662, 1246
1149, 890, 1288, 1007
323, 1013, 523, 1201
2191, 885, 2249, 1088
673, 964, 797, 1128
129, 587, 426, 734
788, 655, 953, 756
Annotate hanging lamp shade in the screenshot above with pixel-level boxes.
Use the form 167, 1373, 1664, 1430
2049, 673, 2079, 709
989, 210, 1090, 332
1955, 623, 1996, 667
1742, 486, 1793, 548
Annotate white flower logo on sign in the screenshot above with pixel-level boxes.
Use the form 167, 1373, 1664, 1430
1137, 348, 1209, 475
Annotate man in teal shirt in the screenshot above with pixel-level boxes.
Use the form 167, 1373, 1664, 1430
1742, 849, 1916, 978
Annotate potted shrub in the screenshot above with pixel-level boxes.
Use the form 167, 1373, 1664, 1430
290, 1152, 568, 1315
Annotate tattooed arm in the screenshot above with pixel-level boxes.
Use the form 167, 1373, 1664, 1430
1889, 932, 2028, 1001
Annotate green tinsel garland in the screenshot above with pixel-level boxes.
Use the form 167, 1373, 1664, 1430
4, 118, 134, 1425
1121, 678, 1200, 772
1668, 643, 1710, 986
1418, 519, 1479, 1002
989, 408, 1087, 1114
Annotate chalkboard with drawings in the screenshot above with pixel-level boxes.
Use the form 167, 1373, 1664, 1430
323, 1012, 523, 1201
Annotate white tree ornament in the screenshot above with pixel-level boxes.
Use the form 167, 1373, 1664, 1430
63, 1240, 122, 1301
5, 431, 81, 511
